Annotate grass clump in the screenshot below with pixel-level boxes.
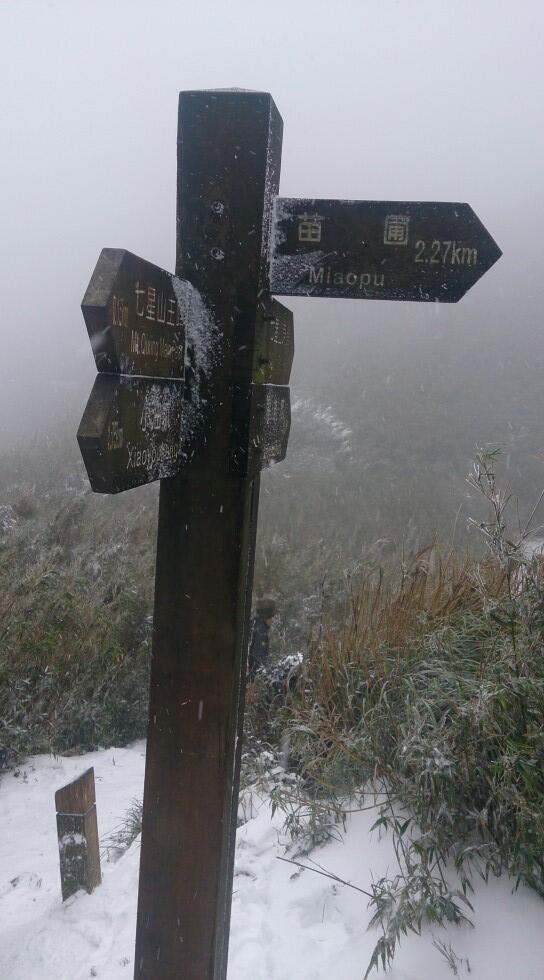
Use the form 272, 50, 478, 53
0, 491, 156, 770
277, 451, 544, 974
102, 798, 143, 862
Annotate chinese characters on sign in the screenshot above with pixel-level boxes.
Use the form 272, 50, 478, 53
82, 249, 186, 378
297, 214, 322, 242
271, 198, 502, 302
77, 375, 184, 494
384, 214, 410, 245
134, 281, 183, 328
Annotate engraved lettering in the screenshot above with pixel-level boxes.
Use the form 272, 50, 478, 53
413, 240, 478, 267
308, 266, 324, 285
451, 242, 462, 264
167, 298, 177, 326
106, 421, 123, 450
415, 240, 426, 262
135, 282, 145, 317
146, 286, 156, 321
112, 294, 129, 328
156, 292, 167, 324
307, 266, 385, 291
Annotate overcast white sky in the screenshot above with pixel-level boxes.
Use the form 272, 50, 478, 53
1, 0, 543, 445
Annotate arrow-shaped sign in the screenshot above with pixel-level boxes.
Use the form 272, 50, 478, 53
82, 249, 186, 377
270, 199, 501, 303
252, 299, 294, 386
77, 375, 184, 493
231, 383, 291, 478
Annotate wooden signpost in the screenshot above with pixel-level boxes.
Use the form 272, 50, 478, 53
271, 198, 501, 302
77, 89, 501, 980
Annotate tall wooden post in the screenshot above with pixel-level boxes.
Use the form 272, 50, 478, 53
134, 91, 282, 980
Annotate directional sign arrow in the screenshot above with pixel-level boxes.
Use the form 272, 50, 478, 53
231, 383, 291, 478
77, 375, 184, 493
270, 199, 502, 303
252, 299, 294, 386
82, 249, 186, 377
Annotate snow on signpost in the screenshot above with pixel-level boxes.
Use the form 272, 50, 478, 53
75, 88, 501, 980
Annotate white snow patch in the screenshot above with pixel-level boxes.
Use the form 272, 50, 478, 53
292, 396, 353, 458
0, 504, 18, 534
1, 743, 543, 979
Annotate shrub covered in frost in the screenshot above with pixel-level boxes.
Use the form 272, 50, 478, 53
277, 451, 544, 974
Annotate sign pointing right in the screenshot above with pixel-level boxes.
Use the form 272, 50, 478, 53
270, 199, 501, 303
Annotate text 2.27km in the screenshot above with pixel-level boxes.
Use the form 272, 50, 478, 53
414, 240, 478, 267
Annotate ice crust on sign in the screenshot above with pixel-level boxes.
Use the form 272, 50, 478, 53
173, 278, 221, 454
138, 380, 184, 482
258, 385, 290, 466
269, 197, 328, 295
259, 99, 282, 290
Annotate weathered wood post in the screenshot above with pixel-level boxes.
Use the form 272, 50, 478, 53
133, 90, 283, 980
55, 767, 101, 901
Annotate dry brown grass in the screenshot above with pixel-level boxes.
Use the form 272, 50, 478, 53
297, 546, 503, 728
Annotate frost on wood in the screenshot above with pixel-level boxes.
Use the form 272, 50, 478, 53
59, 832, 87, 852
77, 375, 185, 493
259, 96, 283, 291
259, 385, 291, 467
269, 198, 329, 295
173, 277, 222, 453
138, 381, 184, 480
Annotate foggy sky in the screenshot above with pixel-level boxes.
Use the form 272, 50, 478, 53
1, 0, 543, 447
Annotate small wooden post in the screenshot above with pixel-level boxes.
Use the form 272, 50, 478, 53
55, 767, 101, 901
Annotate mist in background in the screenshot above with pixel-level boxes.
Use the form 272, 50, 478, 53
1, 0, 543, 542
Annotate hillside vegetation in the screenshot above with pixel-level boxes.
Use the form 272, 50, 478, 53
248, 451, 544, 974
1, 421, 544, 975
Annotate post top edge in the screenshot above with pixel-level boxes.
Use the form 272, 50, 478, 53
179, 87, 271, 95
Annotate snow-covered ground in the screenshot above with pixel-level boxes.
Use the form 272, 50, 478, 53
1, 743, 543, 980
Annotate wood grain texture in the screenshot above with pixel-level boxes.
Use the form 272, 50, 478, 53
55, 769, 101, 901
134, 90, 283, 980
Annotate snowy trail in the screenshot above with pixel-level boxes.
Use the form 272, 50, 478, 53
0, 745, 145, 980
1, 744, 543, 980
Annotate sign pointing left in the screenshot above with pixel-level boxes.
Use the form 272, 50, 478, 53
77, 374, 184, 493
82, 249, 186, 378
